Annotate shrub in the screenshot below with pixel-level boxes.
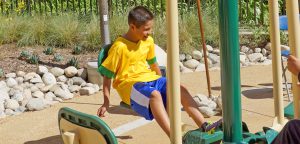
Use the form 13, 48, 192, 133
28, 54, 39, 64
67, 57, 79, 68
43, 47, 54, 55
19, 50, 31, 60
53, 53, 64, 62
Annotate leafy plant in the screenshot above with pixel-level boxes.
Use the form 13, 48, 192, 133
67, 57, 79, 68
19, 50, 31, 60
73, 45, 82, 55
0, 68, 3, 78
53, 53, 64, 62
43, 47, 54, 55
28, 54, 39, 64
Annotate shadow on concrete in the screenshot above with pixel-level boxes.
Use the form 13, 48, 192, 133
107, 106, 139, 116
24, 135, 63, 144
212, 85, 254, 91
242, 87, 273, 99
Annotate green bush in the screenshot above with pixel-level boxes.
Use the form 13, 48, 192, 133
53, 53, 64, 62
43, 47, 54, 55
28, 54, 40, 64
67, 57, 79, 68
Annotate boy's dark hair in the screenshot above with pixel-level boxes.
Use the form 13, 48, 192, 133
128, 6, 154, 28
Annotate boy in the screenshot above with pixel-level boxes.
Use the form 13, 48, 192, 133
97, 6, 222, 137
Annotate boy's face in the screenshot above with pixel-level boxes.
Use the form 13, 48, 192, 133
130, 20, 153, 41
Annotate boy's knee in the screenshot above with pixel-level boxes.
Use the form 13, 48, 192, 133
150, 90, 162, 99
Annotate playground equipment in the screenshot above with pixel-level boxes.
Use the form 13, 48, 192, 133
58, 0, 300, 143
58, 107, 118, 144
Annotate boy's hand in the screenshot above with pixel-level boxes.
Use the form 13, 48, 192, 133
97, 103, 109, 117
287, 55, 300, 76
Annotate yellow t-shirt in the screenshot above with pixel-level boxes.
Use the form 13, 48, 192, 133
99, 36, 161, 105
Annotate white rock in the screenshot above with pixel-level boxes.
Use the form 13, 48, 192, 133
72, 77, 86, 86
16, 77, 24, 84
37, 66, 48, 75
181, 67, 194, 73
179, 54, 186, 61
53, 97, 63, 102
5, 73, 16, 78
206, 45, 213, 52
183, 59, 200, 69
32, 91, 44, 98
240, 55, 246, 64
254, 48, 261, 53
26, 98, 48, 111
69, 85, 81, 93
247, 53, 264, 62
79, 87, 96, 95
265, 42, 271, 50
24, 72, 37, 81
23, 89, 32, 100
41, 84, 54, 93
240, 46, 250, 53
30, 85, 39, 93
54, 88, 73, 99
30, 77, 43, 83
35, 83, 46, 89
57, 75, 68, 83
65, 66, 78, 77
185, 54, 192, 60
16, 71, 26, 77
208, 53, 220, 64
198, 107, 215, 118
194, 63, 206, 72
192, 50, 202, 60
50, 67, 64, 77
11, 91, 24, 102
261, 48, 267, 56
212, 49, 220, 56
45, 92, 56, 101
42, 73, 57, 85
5, 99, 19, 110
6, 78, 17, 88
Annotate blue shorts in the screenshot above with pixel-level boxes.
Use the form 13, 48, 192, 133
130, 77, 167, 120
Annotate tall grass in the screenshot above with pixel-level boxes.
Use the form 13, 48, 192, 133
0, 8, 220, 53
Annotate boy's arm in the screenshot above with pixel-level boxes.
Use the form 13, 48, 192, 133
97, 76, 112, 117
150, 62, 162, 76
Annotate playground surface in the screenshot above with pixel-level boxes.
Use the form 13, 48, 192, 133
0, 64, 291, 144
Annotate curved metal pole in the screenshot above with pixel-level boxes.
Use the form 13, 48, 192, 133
196, 0, 212, 98
268, 0, 285, 126
218, 0, 243, 143
166, 0, 181, 143
286, 0, 300, 119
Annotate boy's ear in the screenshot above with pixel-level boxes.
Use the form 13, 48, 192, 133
129, 23, 136, 31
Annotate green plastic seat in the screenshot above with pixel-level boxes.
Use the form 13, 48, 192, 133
284, 102, 294, 119
58, 107, 118, 144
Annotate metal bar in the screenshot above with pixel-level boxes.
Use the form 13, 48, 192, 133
99, 0, 110, 45
196, 0, 212, 97
286, 0, 300, 119
268, 0, 284, 125
218, 0, 243, 142
260, 0, 264, 25
166, 0, 181, 143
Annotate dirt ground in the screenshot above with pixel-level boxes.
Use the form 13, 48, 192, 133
0, 64, 293, 144
0, 44, 99, 77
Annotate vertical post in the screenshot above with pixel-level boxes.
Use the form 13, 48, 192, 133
166, 0, 181, 143
268, 0, 284, 125
286, 0, 300, 118
218, 0, 243, 143
99, 0, 110, 45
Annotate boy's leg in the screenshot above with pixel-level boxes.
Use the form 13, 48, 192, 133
180, 85, 222, 132
150, 90, 170, 137
180, 85, 205, 127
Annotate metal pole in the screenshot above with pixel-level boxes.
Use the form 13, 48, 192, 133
166, 0, 181, 143
218, 0, 243, 143
268, 0, 285, 126
286, 0, 300, 119
99, 0, 111, 45
196, 0, 212, 98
